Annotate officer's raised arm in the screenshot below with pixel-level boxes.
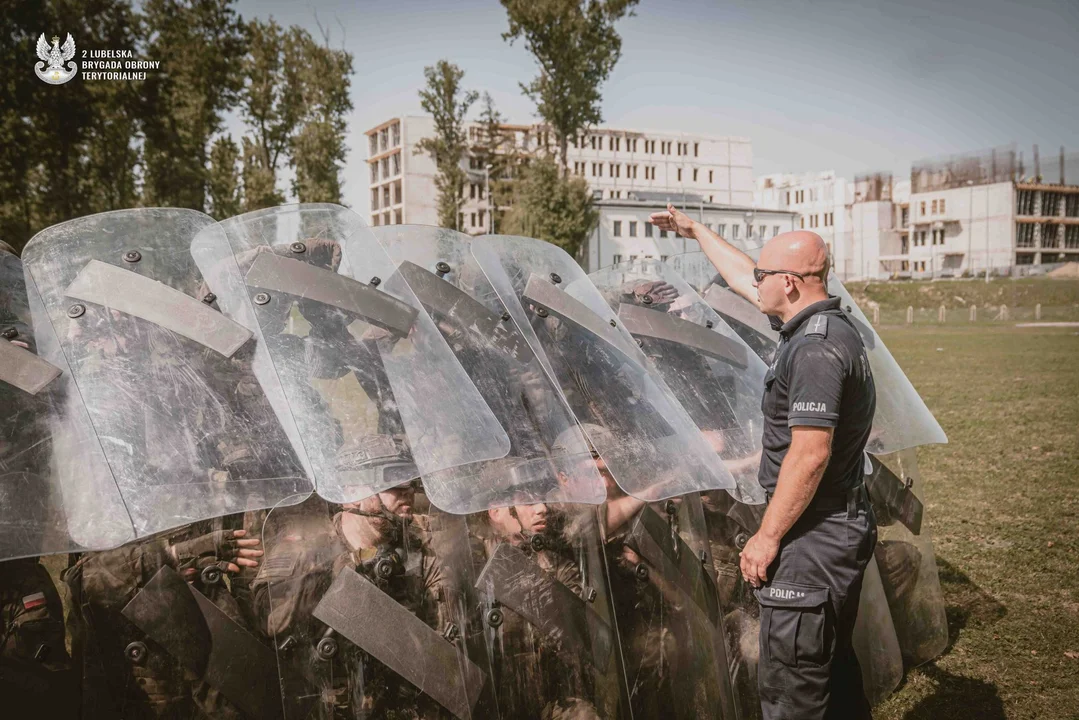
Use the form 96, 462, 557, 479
648, 203, 758, 306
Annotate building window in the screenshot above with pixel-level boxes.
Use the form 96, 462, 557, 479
369, 134, 378, 156
478, 209, 486, 229
693, 168, 699, 182
613, 137, 621, 151
759, 225, 766, 238
931, 199, 938, 214
471, 212, 477, 228
370, 164, 378, 183
392, 154, 401, 176
613, 221, 622, 237
630, 255, 639, 262
612, 254, 623, 264
470, 184, 477, 199
371, 188, 379, 210
677, 168, 683, 182
800, 217, 805, 229
391, 123, 400, 146
383, 186, 391, 207
660, 254, 668, 262
629, 221, 638, 237
708, 170, 713, 184
372, 214, 380, 226
785, 191, 790, 205
939, 198, 946, 214
901, 207, 909, 225
1016, 253, 1035, 265
394, 209, 402, 225
732, 225, 740, 239
773, 225, 780, 237
381, 157, 389, 178
718, 224, 726, 236
645, 223, 654, 238
694, 142, 699, 157
920, 201, 927, 216
660, 229, 668, 238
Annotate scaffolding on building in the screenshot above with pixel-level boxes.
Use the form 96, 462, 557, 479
853, 173, 894, 202
911, 144, 1079, 192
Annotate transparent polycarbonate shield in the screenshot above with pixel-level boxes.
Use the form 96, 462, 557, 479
852, 556, 905, 706
256, 494, 494, 719
21, 209, 311, 543
605, 493, 737, 720
672, 250, 948, 454
591, 259, 769, 505
471, 235, 735, 501
668, 252, 780, 365
0, 251, 132, 559
828, 276, 948, 453
193, 205, 509, 505
462, 502, 629, 719
371, 225, 605, 513
866, 449, 948, 666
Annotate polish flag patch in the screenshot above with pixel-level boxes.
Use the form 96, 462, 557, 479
22, 592, 46, 610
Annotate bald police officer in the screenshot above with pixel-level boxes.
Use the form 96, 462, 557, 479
651, 205, 877, 720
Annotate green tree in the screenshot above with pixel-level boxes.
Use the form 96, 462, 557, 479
501, 0, 638, 172
207, 135, 241, 219
415, 61, 477, 230
287, 28, 354, 203
472, 92, 518, 233
502, 155, 597, 257
140, 0, 246, 210
241, 135, 282, 211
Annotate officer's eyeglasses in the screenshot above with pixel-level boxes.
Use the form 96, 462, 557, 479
753, 267, 807, 284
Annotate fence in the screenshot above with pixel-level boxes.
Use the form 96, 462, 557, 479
871, 303, 1079, 326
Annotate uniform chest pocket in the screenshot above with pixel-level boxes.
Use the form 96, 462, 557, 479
757, 581, 831, 668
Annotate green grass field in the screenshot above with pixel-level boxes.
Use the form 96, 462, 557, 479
874, 324, 1079, 720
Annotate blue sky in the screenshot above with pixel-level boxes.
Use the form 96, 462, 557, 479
232, 0, 1079, 216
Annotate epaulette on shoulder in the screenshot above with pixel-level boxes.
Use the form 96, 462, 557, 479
804, 313, 829, 339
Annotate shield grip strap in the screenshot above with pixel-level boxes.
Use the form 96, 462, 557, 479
617, 303, 748, 369
0, 339, 62, 394
65, 259, 252, 358
628, 505, 720, 626
476, 542, 613, 671
522, 274, 640, 360
122, 566, 283, 720
397, 261, 532, 363
865, 454, 924, 535
703, 285, 778, 340
245, 252, 417, 337
313, 567, 485, 720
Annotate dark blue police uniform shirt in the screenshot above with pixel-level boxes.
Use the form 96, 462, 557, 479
758, 296, 876, 496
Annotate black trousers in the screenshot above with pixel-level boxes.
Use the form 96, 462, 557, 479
755, 495, 877, 720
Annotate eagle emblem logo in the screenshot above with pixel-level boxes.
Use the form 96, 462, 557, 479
35, 33, 78, 85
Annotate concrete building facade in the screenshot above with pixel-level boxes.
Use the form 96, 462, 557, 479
365, 116, 755, 234
584, 191, 796, 273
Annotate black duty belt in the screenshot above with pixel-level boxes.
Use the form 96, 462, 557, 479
765, 484, 868, 518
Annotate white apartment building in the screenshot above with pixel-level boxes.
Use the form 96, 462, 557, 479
366, 116, 755, 234
584, 191, 796, 272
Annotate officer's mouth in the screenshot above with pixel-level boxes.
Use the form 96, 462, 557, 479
532, 520, 547, 531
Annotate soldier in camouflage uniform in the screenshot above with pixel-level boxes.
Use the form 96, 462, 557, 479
253, 482, 453, 719
469, 501, 602, 720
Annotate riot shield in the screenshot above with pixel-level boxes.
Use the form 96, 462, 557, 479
827, 277, 947, 453
590, 259, 769, 506
66, 514, 282, 719
865, 449, 948, 666
670, 251, 948, 454
604, 490, 738, 720
471, 235, 735, 502
852, 555, 905, 705
371, 225, 605, 513
463, 498, 630, 719
667, 252, 779, 364
1, 249, 132, 559
192, 205, 509, 506
256, 491, 493, 719
21, 209, 310, 545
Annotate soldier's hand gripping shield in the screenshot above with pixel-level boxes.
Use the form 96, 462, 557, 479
255, 492, 494, 719
192, 204, 509, 505
1, 246, 133, 559
603, 486, 739, 720
590, 258, 769, 506
20, 209, 311, 544
471, 235, 736, 502
371, 225, 606, 513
